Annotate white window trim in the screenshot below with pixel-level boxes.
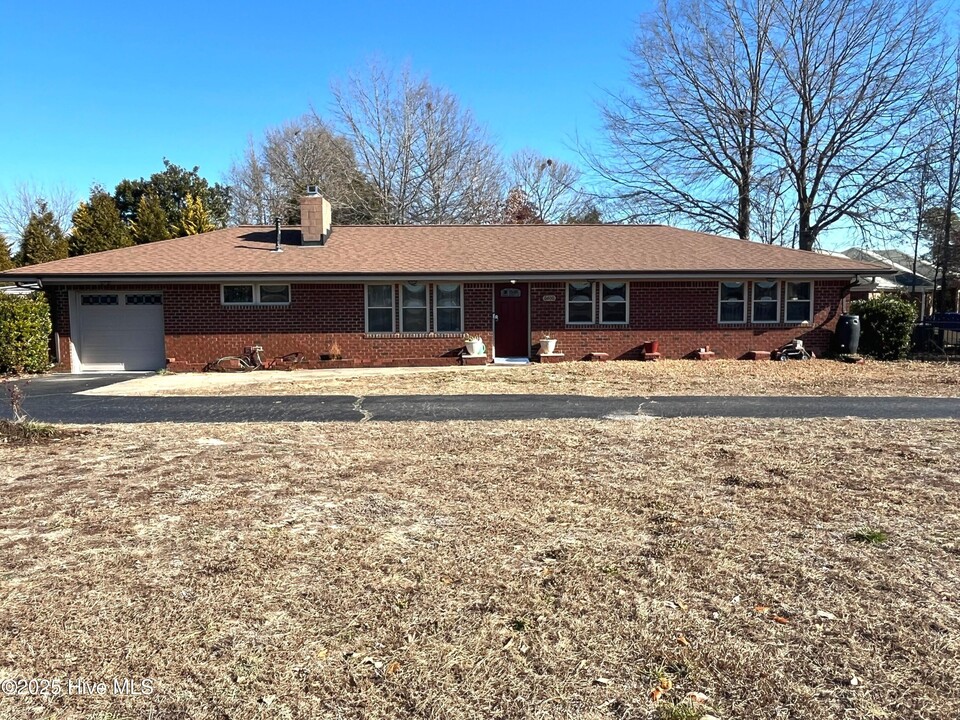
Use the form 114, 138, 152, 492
566, 281, 595, 325
400, 282, 429, 333
599, 281, 629, 324
364, 283, 396, 333
433, 282, 464, 334
717, 281, 747, 324
221, 283, 291, 306
785, 280, 815, 324
751, 281, 780, 324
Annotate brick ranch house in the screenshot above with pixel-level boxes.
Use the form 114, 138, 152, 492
1, 195, 887, 373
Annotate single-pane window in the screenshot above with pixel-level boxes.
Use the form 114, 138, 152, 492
259, 285, 290, 304
401, 283, 428, 332
435, 283, 462, 333
366, 284, 394, 332
223, 285, 254, 304
600, 282, 628, 323
752, 281, 779, 323
785, 281, 813, 323
567, 282, 594, 323
719, 282, 746, 323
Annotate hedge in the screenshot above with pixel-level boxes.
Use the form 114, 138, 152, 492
0, 292, 53, 373
850, 295, 916, 360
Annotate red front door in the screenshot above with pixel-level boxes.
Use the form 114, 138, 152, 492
494, 283, 529, 357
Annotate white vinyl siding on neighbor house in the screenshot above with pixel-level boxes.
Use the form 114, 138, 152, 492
718, 281, 746, 323
785, 281, 814, 323
600, 282, 628, 324
221, 284, 290, 305
434, 283, 463, 333
365, 284, 395, 332
752, 281, 780, 323
566, 282, 595, 324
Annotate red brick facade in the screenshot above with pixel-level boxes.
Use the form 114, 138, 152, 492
47, 278, 850, 372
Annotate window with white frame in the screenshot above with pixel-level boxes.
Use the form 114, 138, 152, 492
366, 284, 394, 332
401, 283, 428, 332
600, 281, 628, 323
567, 282, 594, 323
718, 282, 746, 323
752, 281, 779, 323
222, 284, 290, 305
785, 281, 813, 323
434, 283, 463, 333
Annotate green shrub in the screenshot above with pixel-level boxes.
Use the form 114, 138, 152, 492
850, 295, 915, 360
0, 293, 53, 373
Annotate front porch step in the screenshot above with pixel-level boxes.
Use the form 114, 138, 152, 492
493, 357, 532, 365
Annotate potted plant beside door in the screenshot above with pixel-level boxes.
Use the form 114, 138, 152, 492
464, 334, 486, 356
539, 334, 558, 354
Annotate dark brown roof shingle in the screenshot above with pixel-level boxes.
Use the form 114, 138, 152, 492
1, 224, 888, 278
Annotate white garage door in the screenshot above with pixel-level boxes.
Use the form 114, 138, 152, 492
76, 292, 165, 372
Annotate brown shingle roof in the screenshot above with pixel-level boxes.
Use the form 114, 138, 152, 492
1, 224, 888, 279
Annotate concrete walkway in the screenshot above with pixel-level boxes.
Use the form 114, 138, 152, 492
2, 375, 959, 423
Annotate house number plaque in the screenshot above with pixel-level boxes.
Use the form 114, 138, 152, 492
542, 294, 557, 302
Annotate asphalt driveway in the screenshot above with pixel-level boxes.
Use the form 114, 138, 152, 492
2, 374, 960, 423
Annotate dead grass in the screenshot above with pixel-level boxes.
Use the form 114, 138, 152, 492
92, 359, 960, 399
0, 418, 958, 719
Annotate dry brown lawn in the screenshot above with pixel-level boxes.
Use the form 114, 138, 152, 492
1, 418, 958, 719
90, 359, 960, 399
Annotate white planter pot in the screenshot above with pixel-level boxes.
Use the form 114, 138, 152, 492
540, 338, 558, 354
465, 340, 485, 356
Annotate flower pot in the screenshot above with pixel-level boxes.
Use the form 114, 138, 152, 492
540, 338, 558, 354
644, 340, 660, 354
465, 340, 485, 356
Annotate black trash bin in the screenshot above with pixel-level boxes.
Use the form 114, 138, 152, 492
835, 314, 861, 355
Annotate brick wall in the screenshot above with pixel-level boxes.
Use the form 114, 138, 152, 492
529, 280, 847, 359
48, 278, 848, 371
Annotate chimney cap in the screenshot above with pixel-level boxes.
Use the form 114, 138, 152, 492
305, 185, 320, 195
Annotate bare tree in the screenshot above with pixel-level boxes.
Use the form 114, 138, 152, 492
226, 115, 367, 225
930, 41, 960, 311
763, 0, 942, 251
590, 0, 777, 239
330, 60, 504, 224
0, 180, 78, 249
508, 149, 588, 223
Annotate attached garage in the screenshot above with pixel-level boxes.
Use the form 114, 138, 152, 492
71, 291, 165, 372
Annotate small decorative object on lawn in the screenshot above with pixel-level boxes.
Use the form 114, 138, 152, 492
464, 334, 485, 356
539, 334, 558, 354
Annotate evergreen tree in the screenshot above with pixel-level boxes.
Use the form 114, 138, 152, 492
114, 159, 230, 236
69, 187, 133, 256
130, 193, 171, 244
18, 201, 68, 266
0, 232, 15, 270
177, 193, 215, 236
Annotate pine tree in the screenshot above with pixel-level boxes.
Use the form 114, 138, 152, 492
130, 193, 172, 244
177, 193, 215, 236
19, 201, 69, 266
0, 232, 15, 270
69, 188, 133, 256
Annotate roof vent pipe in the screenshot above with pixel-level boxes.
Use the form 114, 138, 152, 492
273, 217, 283, 253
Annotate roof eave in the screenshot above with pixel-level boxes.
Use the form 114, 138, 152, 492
4, 267, 885, 284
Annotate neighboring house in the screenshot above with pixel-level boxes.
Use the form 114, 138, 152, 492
838, 247, 937, 314
0, 193, 887, 373
0, 284, 39, 296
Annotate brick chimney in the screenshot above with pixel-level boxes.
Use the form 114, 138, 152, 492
300, 188, 331, 245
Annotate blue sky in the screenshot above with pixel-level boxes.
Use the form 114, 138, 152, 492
0, 0, 643, 200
